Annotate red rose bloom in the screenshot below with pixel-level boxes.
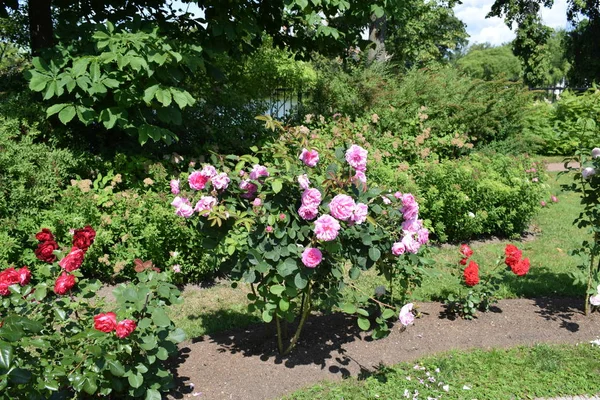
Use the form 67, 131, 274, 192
17, 266, 31, 285
58, 248, 85, 272
463, 260, 480, 286
115, 319, 137, 338
459, 258, 468, 265
460, 244, 474, 258
54, 272, 76, 295
504, 244, 522, 267
35, 228, 55, 242
72, 226, 96, 252
35, 240, 59, 263
511, 257, 530, 276
94, 312, 117, 333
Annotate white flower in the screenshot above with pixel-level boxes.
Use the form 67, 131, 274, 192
592, 147, 600, 159
443, 384, 449, 392
582, 167, 596, 179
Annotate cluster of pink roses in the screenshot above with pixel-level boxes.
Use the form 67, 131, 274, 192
170, 163, 231, 217
240, 164, 269, 199
391, 193, 429, 256
94, 312, 137, 339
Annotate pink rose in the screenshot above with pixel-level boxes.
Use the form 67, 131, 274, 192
350, 203, 368, 224
394, 191, 402, 199
266, 226, 273, 233
551, 195, 558, 203
401, 194, 419, 221
299, 148, 320, 167
353, 170, 367, 183
115, 319, 137, 338
298, 174, 310, 190
200, 165, 217, 179
58, 248, 85, 272
302, 247, 323, 268
239, 180, 258, 199
211, 173, 230, 190
94, 312, 117, 333
175, 203, 194, 218
252, 198, 262, 207
301, 188, 322, 208
171, 196, 186, 208
399, 303, 414, 327
392, 242, 405, 256
54, 272, 76, 295
170, 179, 180, 195
188, 171, 209, 190
249, 164, 270, 180
345, 144, 368, 171
298, 205, 318, 220
329, 194, 355, 221
417, 228, 429, 245
540, 200, 547, 207
314, 214, 341, 241
194, 196, 217, 216
402, 234, 421, 254
402, 218, 422, 234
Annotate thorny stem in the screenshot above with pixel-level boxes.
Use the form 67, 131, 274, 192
283, 283, 312, 355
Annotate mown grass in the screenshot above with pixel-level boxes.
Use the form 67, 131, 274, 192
285, 343, 600, 399
168, 170, 590, 340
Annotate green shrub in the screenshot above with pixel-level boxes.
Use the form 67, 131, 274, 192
411, 153, 547, 242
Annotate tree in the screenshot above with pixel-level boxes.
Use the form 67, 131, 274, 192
456, 44, 522, 81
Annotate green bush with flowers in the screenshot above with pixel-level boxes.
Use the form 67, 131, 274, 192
0, 226, 184, 398
168, 120, 434, 353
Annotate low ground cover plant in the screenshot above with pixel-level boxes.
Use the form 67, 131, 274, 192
0, 226, 184, 398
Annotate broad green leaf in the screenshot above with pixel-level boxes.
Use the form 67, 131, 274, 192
340, 303, 357, 314
83, 376, 98, 395
356, 308, 369, 317
28, 72, 51, 91
368, 247, 381, 262
127, 372, 144, 388
279, 298, 290, 311
262, 310, 273, 323
58, 105, 76, 124
145, 389, 162, 400
156, 347, 169, 361
108, 360, 125, 377
100, 107, 118, 129
294, 272, 307, 289
381, 309, 396, 319
272, 180, 283, 193
0, 341, 13, 369
46, 103, 67, 117
72, 58, 89, 77
270, 285, 285, 295
90, 61, 101, 82
8, 368, 31, 384
155, 88, 172, 107
152, 308, 171, 327
357, 317, 370, 331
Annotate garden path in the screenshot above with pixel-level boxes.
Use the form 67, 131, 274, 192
168, 297, 600, 400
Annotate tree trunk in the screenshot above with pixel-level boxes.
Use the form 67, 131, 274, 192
368, 13, 387, 62
28, 0, 54, 55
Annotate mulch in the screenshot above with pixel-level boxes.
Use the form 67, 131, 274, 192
168, 297, 600, 400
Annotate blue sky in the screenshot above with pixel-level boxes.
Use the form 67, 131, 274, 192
171, 0, 569, 47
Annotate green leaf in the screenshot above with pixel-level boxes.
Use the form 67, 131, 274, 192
108, 360, 126, 377
152, 308, 171, 327
262, 310, 273, 323
368, 247, 381, 262
381, 309, 396, 319
167, 328, 186, 343
0, 341, 13, 369
357, 317, 371, 331
8, 368, 31, 384
279, 298, 290, 311
356, 308, 369, 317
294, 272, 308, 289
340, 303, 357, 314
90, 61, 101, 82
349, 267, 360, 280
127, 372, 144, 389
145, 389, 162, 400
272, 180, 283, 193
371, 4, 385, 18
143, 84, 160, 104
72, 58, 89, 77
155, 88, 172, 107
28, 72, 50, 91
270, 285, 285, 295
58, 105, 76, 124
46, 103, 67, 117
83, 376, 98, 395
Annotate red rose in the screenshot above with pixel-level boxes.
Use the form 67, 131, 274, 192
35, 240, 59, 263
459, 257, 468, 265
54, 272, 76, 295
0, 283, 10, 296
463, 260, 480, 286
94, 312, 117, 333
72, 226, 96, 252
115, 319, 137, 338
0, 267, 19, 285
511, 257, 530, 276
58, 248, 85, 272
505, 244, 522, 267
35, 228, 55, 242
17, 266, 31, 285
460, 244, 473, 258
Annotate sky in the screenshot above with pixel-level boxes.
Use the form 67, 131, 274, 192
454, 0, 569, 46
171, 0, 569, 47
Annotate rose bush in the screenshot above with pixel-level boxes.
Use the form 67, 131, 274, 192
444, 244, 530, 319
0, 227, 185, 398
169, 119, 433, 352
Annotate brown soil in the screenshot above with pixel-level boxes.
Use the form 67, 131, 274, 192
168, 297, 600, 400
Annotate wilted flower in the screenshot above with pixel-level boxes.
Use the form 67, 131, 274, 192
399, 303, 415, 326
582, 167, 596, 179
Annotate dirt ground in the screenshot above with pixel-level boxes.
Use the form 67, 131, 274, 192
167, 297, 600, 400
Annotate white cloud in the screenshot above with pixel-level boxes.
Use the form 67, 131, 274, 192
454, 0, 568, 46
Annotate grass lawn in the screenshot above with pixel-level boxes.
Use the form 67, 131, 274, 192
168, 171, 589, 339
284, 343, 600, 399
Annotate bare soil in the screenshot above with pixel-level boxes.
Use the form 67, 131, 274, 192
168, 297, 600, 400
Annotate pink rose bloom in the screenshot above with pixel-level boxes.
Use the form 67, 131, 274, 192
353, 170, 367, 183
299, 148, 320, 167
532, 177, 539, 182
402, 234, 421, 254
392, 242, 405, 256
329, 194, 355, 221
298, 205, 319, 220
200, 165, 217, 179
175, 203, 194, 218
540, 200, 547, 207
314, 214, 341, 241
301, 247, 323, 268
188, 171, 209, 190
402, 205, 419, 221
381, 196, 391, 205
345, 144, 368, 171
298, 174, 310, 190
402, 218, 422, 234
239, 180, 258, 199
249, 164, 270, 180
59, 248, 85, 272
170, 179, 180, 195
171, 196, 186, 208
399, 303, 414, 327
394, 191, 402, 199
266, 226, 273, 233
252, 198, 262, 207
94, 312, 117, 333
551, 195, 558, 203
279, 213, 286, 220
301, 188, 322, 207
211, 172, 230, 190
115, 319, 137, 339
172, 264, 181, 273
417, 228, 429, 245
194, 196, 217, 216
350, 203, 368, 225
